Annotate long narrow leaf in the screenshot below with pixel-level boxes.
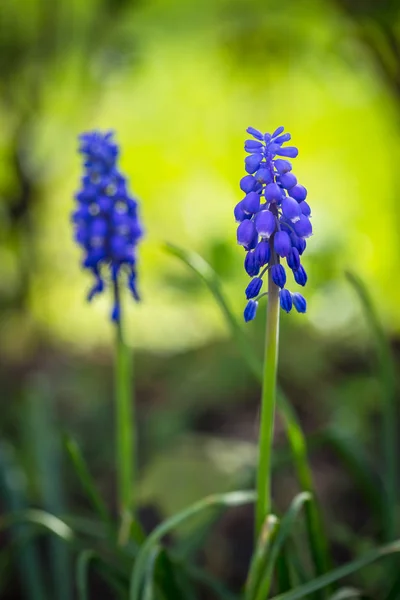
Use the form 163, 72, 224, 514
130, 490, 256, 600
0, 509, 75, 542
270, 540, 400, 600
245, 515, 279, 600
255, 492, 311, 600
165, 243, 331, 580
24, 380, 72, 600
64, 435, 114, 532
77, 550, 95, 600
142, 546, 161, 600
347, 272, 397, 540
0, 444, 47, 600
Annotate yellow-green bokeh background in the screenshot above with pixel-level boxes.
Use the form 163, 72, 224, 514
2, 0, 400, 356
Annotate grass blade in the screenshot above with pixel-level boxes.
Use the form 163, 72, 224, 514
245, 515, 279, 600
254, 492, 311, 600
130, 490, 256, 600
276, 548, 293, 594
64, 435, 114, 533
0, 509, 75, 542
346, 272, 397, 540
0, 443, 47, 600
165, 243, 331, 580
142, 546, 161, 600
24, 376, 72, 600
270, 539, 400, 600
77, 550, 95, 600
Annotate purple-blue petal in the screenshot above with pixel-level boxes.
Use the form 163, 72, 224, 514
237, 219, 257, 246
274, 230, 291, 258
242, 192, 261, 214
245, 277, 263, 299
275, 146, 299, 158
293, 265, 307, 286
280, 289, 293, 313
290, 184, 307, 202
240, 175, 257, 193
246, 127, 264, 141
292, 293, 307, 313
271, 264, 286, 288
279, 172, 297, 189
245, 153, 263, 174
287, 247, 300, 270
255, 240, 270, 267
293, 215, 312, 238
281, 196, 302, 223
255, 210, 276, 238
244, 299, 258, 322
265, 183, 283, 202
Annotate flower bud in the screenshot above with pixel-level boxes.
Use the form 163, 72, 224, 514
279, 172, 297, 189
282, 196, 301, 222
240, 175, 257, 193
244, 251, 260, 276
245, 153, 263, 174
274, 230, 291, 257
275, 146, 298, 158
287, 247, 300, 270
237, 219, 257, 246
294, 215, 312, 238
245, 277, 263, 299
271, 264, 286, 288
292, 293, 307, 313
242, 192, 261, 214
280, 289, 293, 313
255, 240, 270, 267
274, 159, 292, 174
255, 210, 276, 238
265, 183, 282, 202
244, 300, 258, 322
290, 184, 307, 201
293, 265, 307, 286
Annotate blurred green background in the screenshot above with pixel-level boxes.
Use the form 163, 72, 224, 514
1, 0, 400, 597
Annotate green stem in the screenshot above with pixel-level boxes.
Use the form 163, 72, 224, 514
256, 268, 280, 537
113, 282, 135, 529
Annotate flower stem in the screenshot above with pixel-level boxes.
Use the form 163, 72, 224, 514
256, 267, 280, 537
113, 282, 135, 531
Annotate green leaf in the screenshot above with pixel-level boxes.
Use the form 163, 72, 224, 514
276, 548, 293, 594
76, 549, 129, 600
64, 435, 114, 532
129, 490, 256, 600
0, 444, 47, 600
165, 243, 331, 581
0, 509, 75, 542
23, 381, 72, 600
270, 539, 400, 600
347, 272, 397, 540
142, 546, 161, 600
245, 515, 279, 600
254, 492, 311, 600
77, 550, 95, 600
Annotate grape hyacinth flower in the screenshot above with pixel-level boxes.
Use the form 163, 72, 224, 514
235, 126, 312, 322
72, 131, 143, 322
